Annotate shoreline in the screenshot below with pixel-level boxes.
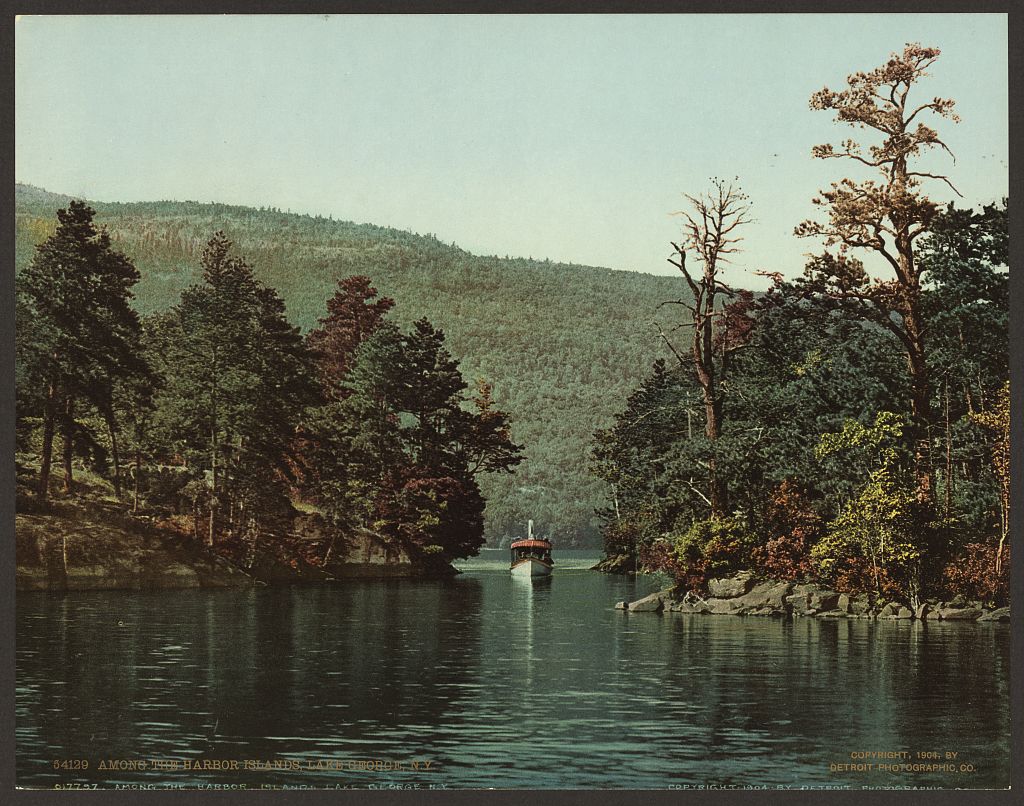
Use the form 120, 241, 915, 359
15, 501, 459, 593
615, 572, 1010, 623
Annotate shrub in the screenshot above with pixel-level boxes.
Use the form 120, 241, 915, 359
637, 538, 685, 577
601, 507, 662, 565
810, 467, 921, 598
751, 480, 820, 580
673, 516, 755, 592
941, 542, 1010, 606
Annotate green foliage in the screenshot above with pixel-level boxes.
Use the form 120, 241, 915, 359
921, 200, 1008, 412
16, 199, 153, 499
815, 410, 905, 468
306, 313, 523, 562
811, 414, 923, 597
15, 184, 678, 544
810, 467, 920, 594
148, 233, 321, 543
673, 516, 755, 590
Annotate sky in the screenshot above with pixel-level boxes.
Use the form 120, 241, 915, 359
15, 13, 1009, 289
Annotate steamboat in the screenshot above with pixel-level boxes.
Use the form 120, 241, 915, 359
509, 520, 553, 577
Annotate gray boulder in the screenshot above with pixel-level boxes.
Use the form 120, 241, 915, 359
938, 606, 983, 621
894, 606, 913, 619
628, 591, 665, 612
670, 600, 711, 615
809, 589, 841, 611
706, 597, 746, 615
816, 609, 847, 618
786, 591, 813, 615
615, 601, 628, 610
747, 606, 784, 617
734, 580, 793, 611
947, 594, 967, 608
978, 607, 1010, 622
849, 595, 872, 615
878, 603, 896, 618
837, 593, 851, 613
707, 571, 755, 599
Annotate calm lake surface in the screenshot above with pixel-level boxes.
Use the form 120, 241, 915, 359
16, 549, 1011, 790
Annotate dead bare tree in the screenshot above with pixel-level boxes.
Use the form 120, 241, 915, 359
658, 177, 753, 518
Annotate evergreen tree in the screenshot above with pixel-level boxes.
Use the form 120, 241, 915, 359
17, 201, 148, 501
308, 315, 522, 562
306, 275, 394, 399
154, 233, 319, 545
796, 43, 962, 503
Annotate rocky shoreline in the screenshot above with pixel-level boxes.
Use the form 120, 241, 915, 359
15, 502, 458, 592
616, 571, 1010, 623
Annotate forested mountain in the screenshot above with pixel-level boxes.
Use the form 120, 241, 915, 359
14, 182, 678, 545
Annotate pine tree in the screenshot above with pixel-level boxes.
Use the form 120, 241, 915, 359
154, 233, 319, 545
17, 201, 148, 501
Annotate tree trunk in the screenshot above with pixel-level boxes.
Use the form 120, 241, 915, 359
944, 380, 952, 517
704, 394, 727, 518
695, 294, 727, 519
893, 180, 935, 506
209, 425, 217, 547
61, 395, 75, 494
133, 446, 141, 513
106, 408, 122, 498
37, 382, 57, 502
901, 290, 934, 504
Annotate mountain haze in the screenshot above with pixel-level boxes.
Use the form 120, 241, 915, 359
14, 183, 680, 545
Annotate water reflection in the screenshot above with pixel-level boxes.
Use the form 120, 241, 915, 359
16, 556, 1010, 789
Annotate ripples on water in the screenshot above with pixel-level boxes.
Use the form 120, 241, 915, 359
16, 549, 1010, 789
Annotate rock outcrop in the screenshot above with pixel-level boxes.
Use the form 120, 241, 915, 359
978, 607, 1011, 622
627, 590, 668, 613
615, 571, 1010, 624
16, 504, 257, 591
708, 572, 755, 598
16, 502, 458, 592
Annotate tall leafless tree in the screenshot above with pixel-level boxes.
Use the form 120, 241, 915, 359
658, 178, 753, 518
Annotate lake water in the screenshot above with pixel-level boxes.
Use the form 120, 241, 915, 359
16, 548, 1011, 790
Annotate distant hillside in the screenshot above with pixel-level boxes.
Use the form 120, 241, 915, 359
14, 183, 681, 546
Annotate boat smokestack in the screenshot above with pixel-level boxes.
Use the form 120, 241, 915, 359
528, 519, 534, 539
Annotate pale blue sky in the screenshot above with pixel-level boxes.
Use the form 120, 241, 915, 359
15, 14, 1008, 288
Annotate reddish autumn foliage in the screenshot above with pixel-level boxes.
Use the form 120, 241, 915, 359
373, 467, 486, 560
637, 540, 685, 579
833, 558, 903, 599
713, 289, 756, 354
751, 480, 820, 581
941, 543, 1010, 605
306, 275, 394, 398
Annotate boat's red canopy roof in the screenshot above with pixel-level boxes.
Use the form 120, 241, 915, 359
510, 539, 551, 549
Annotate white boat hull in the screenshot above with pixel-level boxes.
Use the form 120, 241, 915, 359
510, 558, 553, 577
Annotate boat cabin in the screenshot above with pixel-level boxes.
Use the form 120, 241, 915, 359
509, 538, 553, 565
509, 519, 553, 576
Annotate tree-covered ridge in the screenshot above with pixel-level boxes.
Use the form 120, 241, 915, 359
15, 182, 679, 545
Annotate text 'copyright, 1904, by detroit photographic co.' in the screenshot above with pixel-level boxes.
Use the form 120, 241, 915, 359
830, 750, 977, 775
665, 750, 979, 791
